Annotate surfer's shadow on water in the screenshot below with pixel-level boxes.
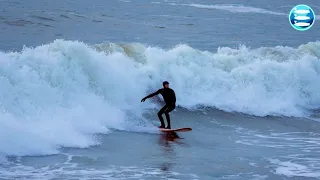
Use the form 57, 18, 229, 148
158, 132, 189, 146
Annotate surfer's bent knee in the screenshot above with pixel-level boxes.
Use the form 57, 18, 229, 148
158, 109, 164, 116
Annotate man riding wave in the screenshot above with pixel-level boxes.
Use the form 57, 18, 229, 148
141, 81, 176, 129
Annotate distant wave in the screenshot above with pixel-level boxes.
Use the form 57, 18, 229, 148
170, 3, 286, 16
118, 0, 130, 3
0, 39, 320, 157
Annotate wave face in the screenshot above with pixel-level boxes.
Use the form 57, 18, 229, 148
1, 39, 320, 156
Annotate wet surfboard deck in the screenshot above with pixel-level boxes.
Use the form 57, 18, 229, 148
159, 127, 192, 132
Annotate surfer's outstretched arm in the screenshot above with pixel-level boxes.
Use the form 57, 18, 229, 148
141, 89, 160, 102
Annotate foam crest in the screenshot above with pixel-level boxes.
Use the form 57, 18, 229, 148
141, 42, 320, 117
0, 40, 153, 156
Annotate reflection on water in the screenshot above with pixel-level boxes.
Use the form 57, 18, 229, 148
158, 131, 187, 147
159, 162, 174, 172
156, 131, 189, 175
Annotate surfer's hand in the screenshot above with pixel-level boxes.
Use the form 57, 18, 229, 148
141, 98, 146, 102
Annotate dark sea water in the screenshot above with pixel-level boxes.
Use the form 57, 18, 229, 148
0, 0, 320, 179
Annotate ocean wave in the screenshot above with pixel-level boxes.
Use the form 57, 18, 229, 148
0, 39, 319, 156
169, 3, 286, 16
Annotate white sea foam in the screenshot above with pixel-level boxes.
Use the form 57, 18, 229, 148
234, 127, 320, 179
170, 3, 286, 16
0, 40, 155, 157
0, 39, 320, 156
269, 159, 320, 178
0, 161, 199, 180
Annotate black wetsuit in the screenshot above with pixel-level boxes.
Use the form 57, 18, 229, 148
142, 87, 176, 128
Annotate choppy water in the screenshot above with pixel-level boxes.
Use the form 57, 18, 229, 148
0, 0, 319, 179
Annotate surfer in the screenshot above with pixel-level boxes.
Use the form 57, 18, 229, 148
141, 81, 176, 129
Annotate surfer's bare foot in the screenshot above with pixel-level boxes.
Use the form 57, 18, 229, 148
165, 126, 171, 129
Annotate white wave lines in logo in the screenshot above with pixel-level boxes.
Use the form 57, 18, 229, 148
289, 4, 315, 31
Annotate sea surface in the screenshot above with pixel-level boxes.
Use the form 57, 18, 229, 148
0, 0, 320, 179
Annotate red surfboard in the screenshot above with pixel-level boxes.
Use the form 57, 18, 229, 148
159, 127, 192, 132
